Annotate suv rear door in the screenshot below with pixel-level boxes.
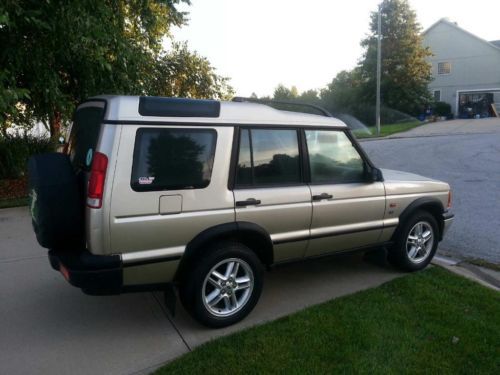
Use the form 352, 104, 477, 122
304, 129, 386, 257
232, 127, 312, 262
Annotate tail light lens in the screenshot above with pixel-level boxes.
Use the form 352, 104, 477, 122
87, 152, 108, 209
447, 190, 452, 209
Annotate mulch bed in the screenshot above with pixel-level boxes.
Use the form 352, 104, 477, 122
0, 176, 28, 200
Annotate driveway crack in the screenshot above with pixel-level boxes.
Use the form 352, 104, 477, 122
151, 292, 192, 352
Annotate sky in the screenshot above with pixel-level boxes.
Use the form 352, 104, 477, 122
171, 0, 500, 97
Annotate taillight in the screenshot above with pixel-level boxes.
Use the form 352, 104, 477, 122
447, 190, 452, 209
87, 152, 108, 209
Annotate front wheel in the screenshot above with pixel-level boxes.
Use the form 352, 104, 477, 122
180, 242, 263, 328
388, 210, 439, 271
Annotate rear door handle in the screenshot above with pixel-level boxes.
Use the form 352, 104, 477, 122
236, 198, 261, 207
312, 193, 333, 201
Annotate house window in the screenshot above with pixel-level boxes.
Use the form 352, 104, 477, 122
433, 90, 441, 101
438, 62, 451, 75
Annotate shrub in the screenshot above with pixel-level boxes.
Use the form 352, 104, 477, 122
0, 135, 54, 179
433, 101, 452, 117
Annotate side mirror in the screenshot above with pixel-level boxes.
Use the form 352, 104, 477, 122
370, 167, 383, 182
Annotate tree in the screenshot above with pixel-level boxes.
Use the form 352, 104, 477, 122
320, 69, 362, 114
151, 43, 234, 100
358, 0, 432, 117
0, 1, 233, 138
273, 84, 299, 100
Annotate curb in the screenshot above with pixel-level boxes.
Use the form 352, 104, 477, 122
432, 255, 500, 291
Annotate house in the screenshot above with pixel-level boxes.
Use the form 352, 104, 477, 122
423, 18, 500, 118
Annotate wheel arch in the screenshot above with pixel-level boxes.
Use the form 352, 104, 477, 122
174, 221, 274, 282
393, 197, 445, 241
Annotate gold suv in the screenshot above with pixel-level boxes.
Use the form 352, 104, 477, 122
28, 96, 454, 327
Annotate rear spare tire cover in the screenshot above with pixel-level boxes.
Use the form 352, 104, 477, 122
28, 153, 84, 250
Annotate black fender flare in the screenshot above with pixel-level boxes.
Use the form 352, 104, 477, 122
175, 221, 274, 281
394, 197, 446, 241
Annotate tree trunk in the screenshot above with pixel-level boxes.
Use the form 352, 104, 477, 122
49, 111, 61, 140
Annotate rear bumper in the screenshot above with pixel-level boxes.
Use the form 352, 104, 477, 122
442, 211, 454, 238
48, 249, 171, 295
49, 249, 123, 295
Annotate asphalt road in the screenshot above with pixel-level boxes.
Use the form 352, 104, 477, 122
362, 118, 500, 264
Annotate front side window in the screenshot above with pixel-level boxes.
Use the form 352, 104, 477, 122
235, 128, 301, 186
305, 130, 365, 183
131, 128, 216, 191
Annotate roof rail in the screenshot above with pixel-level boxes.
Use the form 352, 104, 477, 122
232, 97, 333, 118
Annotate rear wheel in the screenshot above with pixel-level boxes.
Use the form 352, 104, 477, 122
388, 210, 438, 271
179, 242, 263, 328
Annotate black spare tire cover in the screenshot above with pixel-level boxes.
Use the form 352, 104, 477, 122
28, 153, 84, 250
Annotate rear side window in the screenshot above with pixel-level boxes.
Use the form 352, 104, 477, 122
235, 128, 301, 187
68, 104, 105, 170
131, 128, 217, 191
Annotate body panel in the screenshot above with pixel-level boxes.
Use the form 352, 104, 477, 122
234, 186, 312, 262
109, 125, 235, 259
87, 123, 121, 255
306, 182, 386, 257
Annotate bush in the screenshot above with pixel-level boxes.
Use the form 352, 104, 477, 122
433, 101, 452, 117
0, 135, 54, 179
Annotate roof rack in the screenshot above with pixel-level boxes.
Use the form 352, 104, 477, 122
232, 97, 333, 118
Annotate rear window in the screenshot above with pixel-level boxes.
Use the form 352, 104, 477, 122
68, 104, 105, 170
131, 128, 217, 192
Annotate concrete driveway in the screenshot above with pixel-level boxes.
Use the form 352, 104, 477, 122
0, 207, 402, 375
362, 117, 500, 263
389, 117, 500, 137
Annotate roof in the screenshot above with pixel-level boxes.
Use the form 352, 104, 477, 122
85, 95, 346, 128
423, 18, 500, 52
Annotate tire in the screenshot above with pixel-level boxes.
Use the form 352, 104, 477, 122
179, 242, 264, 328
28, 153, 84, 250
387, 210, 439, 272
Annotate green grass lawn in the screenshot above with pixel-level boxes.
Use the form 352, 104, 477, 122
156, 267, 499, 375
0, 196, 28, 209
354, 121, 423, 139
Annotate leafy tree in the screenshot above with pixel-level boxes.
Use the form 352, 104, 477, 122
0, 1, 233, 139
320, 70, 363, 114
298, 89, 320, 104
273, 84, 299, 100
151, 42, 234, 100
358, 0, 432, 117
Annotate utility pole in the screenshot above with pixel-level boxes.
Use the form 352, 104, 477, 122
376, 4, 382, 136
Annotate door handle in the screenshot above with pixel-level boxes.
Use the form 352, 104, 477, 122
236, 198, 261, 207
312, 193, 333, 201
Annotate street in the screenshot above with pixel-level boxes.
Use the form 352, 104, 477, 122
362, 118, 500, 263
